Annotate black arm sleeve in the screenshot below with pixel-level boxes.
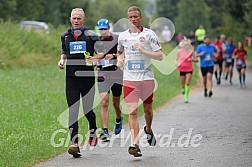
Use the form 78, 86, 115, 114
61, 32, 67, 54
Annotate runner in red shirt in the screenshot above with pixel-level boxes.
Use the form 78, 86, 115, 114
176, 38, 198, 103
232, 41, 247, 88
212, 36, 226, 85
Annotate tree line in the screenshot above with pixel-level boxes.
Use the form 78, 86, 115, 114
0, 0, 145, 28
0, 0, 251, 40
157, 0, 252, 41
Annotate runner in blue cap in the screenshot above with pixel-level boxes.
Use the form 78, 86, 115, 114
90, 18, 123, 142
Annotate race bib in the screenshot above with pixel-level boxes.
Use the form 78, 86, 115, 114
127, 60, 144, 72
204, 54, 211, 61
70, 41, 86, 54
226, 58, 232, 63
237, 59, 243, 65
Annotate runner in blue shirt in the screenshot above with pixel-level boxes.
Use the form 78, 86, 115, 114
196, 36, 217, 97
224, 38, 236, 84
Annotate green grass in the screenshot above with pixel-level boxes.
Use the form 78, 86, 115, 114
247, 47, 252, 62
0, 63, 199, 167
0, 21, 66, 68
0, 65, 66, 166
0, 22, 198, 166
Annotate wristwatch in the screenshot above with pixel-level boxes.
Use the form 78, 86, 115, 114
112, 53, 116, 59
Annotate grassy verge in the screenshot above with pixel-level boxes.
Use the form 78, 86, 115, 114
0, 21, 66, 69
247, 47, 252, 63
0, 65, 66, 166
1, 63, 199, 167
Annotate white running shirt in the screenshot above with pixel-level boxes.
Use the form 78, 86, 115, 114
117, 27, 162, 81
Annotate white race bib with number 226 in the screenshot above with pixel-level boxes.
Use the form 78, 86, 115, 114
70, 41, 86, 54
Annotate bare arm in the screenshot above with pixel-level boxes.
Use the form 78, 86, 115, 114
192, 52, 198, 62
89, 52, 105, 59
195, 51, 205, 57
116, 50, 124, 68
213, 52, 218, 59
232, 53, 237, 59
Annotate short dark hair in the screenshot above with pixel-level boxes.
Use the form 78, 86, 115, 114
128, 6, 142, 16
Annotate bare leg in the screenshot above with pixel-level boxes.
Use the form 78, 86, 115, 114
207, 73, 213, 91
180, 75, 185, 89
184, 73, 192, 101
229, 65, 233, 83
100, 92, 109, 129
127, 103, 139, 144
185, 73, 192, 86
238, 70, 242, 87
241, 68, 246, 87
143, 103, 153, 133
203, 75, 207, 89
214, 64, 219, 80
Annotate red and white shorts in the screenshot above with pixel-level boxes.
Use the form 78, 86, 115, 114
123, 80, 154, 104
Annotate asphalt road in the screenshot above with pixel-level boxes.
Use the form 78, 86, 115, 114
37, 66, 252, 167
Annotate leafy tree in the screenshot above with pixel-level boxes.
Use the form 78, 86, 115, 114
204, 0, 228, 29
2, 0, 249, 40
227, 0, 246, 22
14, 0, 45, 21
242, 0, 252, 36
87, 0, 146, 29
0, 0, 17, 21
174, 0, 210, 36
56, 0, 90, 26
221, 0, 252, 38
156, 0, 179, 22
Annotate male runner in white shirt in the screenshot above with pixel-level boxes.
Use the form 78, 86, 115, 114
116, 6, 163, 157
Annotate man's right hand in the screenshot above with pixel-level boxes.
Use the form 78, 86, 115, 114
104, 54, 113, 60
58, 59, 65, 69
116, 59, 124, 70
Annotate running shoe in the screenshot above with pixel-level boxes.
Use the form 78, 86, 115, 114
209, 90, 213, 97
144, 126, 156, 146
229, 80, 233, 85
68, 144, 82, 158
100, 128, 110, 142
184, 97, 189, 103
114, 116, 123, 135
128, 144, 142, 157
89, 131, 98, 147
